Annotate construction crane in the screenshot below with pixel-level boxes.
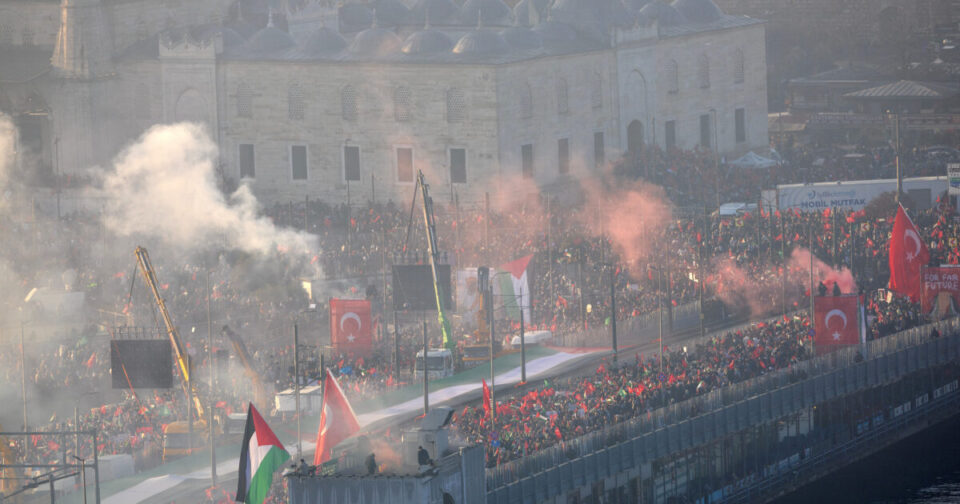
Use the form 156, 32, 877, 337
221, 325, 270, 409
133, 246, 205, 423
404, 170, 453, 349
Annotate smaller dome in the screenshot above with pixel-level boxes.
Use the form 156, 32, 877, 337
637, 0, 687, 26
670, 0, 723, 23
500, 25, 542, 50
513, 0, 552, 26
410, 0, 460, 25
349, 25, 402, 55
339, 3, 374, 32
243, 25, 296, 53
193, 24, 244, 47
460, 0, 512, 26
374, 0, 410, 27
452, 28, 508, 55
532, 19, 578, 46
304, 25, 348, 54
401, 28, 455, 54
624, 0, 652, 11
228, 18, 259, 39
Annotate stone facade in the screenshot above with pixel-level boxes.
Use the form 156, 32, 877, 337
0, 0, 769, 205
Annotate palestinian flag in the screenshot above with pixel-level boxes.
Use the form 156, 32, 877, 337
236, 403, 290, 504
497, 255, 533, 322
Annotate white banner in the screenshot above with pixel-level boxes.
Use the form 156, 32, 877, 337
948, 163, 960, 196
778, 177, 947, 212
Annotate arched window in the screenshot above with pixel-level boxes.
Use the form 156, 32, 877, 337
556, 78, 569, 114
21, 27, 33, 46
698, 54, 710, 89
394, 86, 412, 122
591, 73, 603, 110
0, 24, 12, 45
134, 83, 150, 119
288, 82, 305, 121
236, 82, 252, 118
446, 88, 465, 123
667, 59, 679, 93
520, 83, 533, 119
733, 48, 744, 84
341, 85, 357, 121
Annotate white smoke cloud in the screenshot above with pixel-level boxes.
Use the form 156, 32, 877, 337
101, 122, 317, 257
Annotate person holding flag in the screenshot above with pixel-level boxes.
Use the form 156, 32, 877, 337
236, 403, 290, 504
314, 368, 361, 465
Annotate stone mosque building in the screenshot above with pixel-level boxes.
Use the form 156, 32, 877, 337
0, 0, 767, 204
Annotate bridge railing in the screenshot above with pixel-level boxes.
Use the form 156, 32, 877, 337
485, 315, 960, 490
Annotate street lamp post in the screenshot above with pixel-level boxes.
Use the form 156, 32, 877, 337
710, 108, 720, 209
206, 271, 216, 486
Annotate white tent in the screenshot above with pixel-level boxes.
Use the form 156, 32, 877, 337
729, 151, 778, 169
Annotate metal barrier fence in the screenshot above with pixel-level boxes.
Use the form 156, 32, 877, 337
485, 316, 960, 494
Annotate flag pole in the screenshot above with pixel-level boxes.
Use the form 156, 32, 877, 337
519, 287, 526, 384
809, 222, 816, 355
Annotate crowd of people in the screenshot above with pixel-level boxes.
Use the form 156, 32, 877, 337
1, 132, 959, 497
450, 289, 930, 466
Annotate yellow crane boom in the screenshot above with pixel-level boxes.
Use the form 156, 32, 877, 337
134, 246, 205, 422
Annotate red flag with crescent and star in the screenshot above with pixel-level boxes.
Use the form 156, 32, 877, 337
329, 298, 373, 355
814, 295, 860, 355
889, 204, 929, 301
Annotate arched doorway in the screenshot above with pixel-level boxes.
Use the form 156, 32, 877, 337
627, 119, 644, 157
175, 88, 207, 125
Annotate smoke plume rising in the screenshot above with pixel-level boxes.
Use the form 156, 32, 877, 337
582, 179, 673, 270
101, 122, 318, 258
709, 247, 858, 318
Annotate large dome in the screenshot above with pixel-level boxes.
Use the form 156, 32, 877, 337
410, 0, 461, 25
401, 28, 454, 54
671, 0, 723, 23
460, 0, 513, 26
349, 25, 402, 55
637, 0, 687, 26
453, 28, 509, 55
500, 24, 543, 50
374, 0, 411, 27
303, 25, 348, 54
513, 0, 552, 26
243, 25, 295, 53
339, 3, 374, 32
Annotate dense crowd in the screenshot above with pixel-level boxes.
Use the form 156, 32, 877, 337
1, 134, 959, 486
450, 290, 928, 466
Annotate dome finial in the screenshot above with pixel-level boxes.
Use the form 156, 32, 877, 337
425, 8, 431, 29
267, 7, 275, 27
477, 8, 484, 29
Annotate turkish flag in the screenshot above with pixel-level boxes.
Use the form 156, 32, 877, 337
313, 369, 360, 465
814, 295, 860, 355
482, 379, 492, 419
329, 298, 373, 355
889, 205, 929, 301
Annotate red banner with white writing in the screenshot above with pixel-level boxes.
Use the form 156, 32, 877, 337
814, 295, 860, 355
329, 298, 372, 356
921, 266, 960, 318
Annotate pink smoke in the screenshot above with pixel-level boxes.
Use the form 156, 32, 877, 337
787, 248, 857, 294
580, 179, 673, 271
